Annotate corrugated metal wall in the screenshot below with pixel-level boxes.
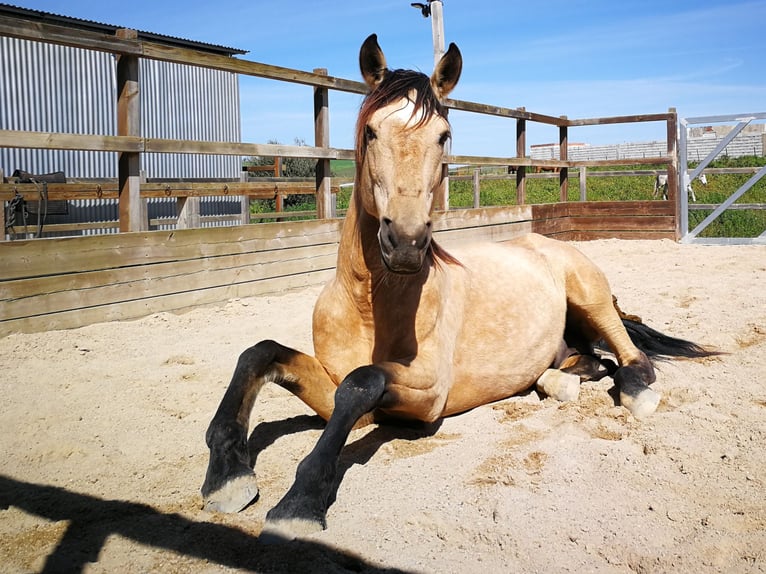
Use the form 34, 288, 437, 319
0, 37, 118, 177
141, 58, 241, 179
1, 37, 244, 236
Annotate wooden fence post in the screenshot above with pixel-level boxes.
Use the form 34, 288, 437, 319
313, 68, 333, 219
559, 116, 568, 202
516, 107, 527, 204
116, 29, 145, 232
472, 167, 480, 208
239, 169, 250, 225
0, 167, 5, 238
666, 107, 680, 239
579, 166, 587, 201
176, 196, 200, 229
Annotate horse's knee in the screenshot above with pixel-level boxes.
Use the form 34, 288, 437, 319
334, 365, 387, 420
235, 339, 282, 375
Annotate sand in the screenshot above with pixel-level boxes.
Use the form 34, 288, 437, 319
1, 238, 765, 573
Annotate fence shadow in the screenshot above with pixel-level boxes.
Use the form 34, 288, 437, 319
0, 474, 415, 574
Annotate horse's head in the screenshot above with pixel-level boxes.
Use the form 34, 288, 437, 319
355, 34, 462, 274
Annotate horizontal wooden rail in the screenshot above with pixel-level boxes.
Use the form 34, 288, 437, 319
449, 155, 672, 169
566, 113, 675, 127
0, 130, 355, 160
445, 99, 565, 126
0, 181, 345, 202
0, 15, 368, 95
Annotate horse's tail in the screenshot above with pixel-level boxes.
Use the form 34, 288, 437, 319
621, 318, 720, 360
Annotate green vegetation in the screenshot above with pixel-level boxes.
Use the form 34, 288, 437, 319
243, 154, 766, 238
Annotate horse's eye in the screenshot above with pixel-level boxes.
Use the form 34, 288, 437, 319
365, 125, 377, 142
438, 131, 451, 146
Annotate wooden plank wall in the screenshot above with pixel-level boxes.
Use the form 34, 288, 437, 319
0, 201, 674, 336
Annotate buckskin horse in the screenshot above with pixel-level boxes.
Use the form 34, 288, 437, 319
202, 34, 714, 539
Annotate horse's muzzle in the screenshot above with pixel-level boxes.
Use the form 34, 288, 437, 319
378, 217, 432, 274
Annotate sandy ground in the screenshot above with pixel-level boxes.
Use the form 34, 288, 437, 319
1, 238, 765, 573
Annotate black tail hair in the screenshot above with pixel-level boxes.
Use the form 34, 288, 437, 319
621, 318, 720, 360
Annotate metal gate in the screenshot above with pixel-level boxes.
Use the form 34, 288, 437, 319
679, 112, 766, 244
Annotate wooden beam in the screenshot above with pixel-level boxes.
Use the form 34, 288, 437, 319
566, 113, 674, 127
516, 108, 527, 205
116, 29, 144, 232
0, 130, 143, 152
666, 108, 680, 239
176, 196, 201, 229
0, 129, 356, 160
0, 181, 343, 202
0, 15, 367, 95
559, 117, 568, 202
576, 157, 672, 168
313, 68, 333, 219
446, 99, 565, 126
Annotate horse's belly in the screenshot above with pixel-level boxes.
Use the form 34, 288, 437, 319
444, 242, 567, 415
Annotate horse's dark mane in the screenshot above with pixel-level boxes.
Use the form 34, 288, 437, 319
355, 69, 445, 163
354, 68, 459, 269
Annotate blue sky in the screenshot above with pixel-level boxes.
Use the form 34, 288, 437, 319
13, 0, 766, 156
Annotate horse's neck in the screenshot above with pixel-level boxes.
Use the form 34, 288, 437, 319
336, 192, 428, 310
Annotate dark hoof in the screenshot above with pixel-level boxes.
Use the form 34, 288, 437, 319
260, 494, 327, 542
201, 472, 259, 513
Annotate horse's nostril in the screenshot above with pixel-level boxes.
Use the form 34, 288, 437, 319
381, 218, 397, 248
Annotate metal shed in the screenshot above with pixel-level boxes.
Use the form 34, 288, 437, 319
0, 4, 246, 235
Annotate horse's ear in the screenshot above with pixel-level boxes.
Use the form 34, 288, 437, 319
430, 42, 462, 100
359, 33, 387, 89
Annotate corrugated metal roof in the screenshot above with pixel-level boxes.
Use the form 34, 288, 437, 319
0, 3, 248, 56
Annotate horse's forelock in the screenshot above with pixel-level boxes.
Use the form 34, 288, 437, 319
354, 69, 446, 192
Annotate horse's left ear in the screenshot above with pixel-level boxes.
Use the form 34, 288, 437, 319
359, 34, 388, 89
431, 43, 462, 100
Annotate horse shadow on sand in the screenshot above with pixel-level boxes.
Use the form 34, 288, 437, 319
1, 418, 440, 574
248, 413, 444, 510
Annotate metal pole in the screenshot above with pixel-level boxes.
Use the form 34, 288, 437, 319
430, 0, 445, 65
429, 1, 449, 209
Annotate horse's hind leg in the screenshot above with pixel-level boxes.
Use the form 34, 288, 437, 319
568, 299, 659, 418
536, 342, 615, 402
557, 248, 660, 418
202, 339, 339, 512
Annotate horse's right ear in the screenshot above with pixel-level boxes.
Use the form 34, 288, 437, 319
359, 34, 387, 89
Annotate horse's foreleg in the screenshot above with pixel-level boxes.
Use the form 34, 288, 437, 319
261, 365, 387, 541
202, 339, 338, 513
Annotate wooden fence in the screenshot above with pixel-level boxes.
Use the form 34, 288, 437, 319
0, 201, 672, 335
0, 13, 679, 334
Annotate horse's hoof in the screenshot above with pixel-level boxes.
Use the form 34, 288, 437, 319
202, 473, 259, 513
260, 516, 325, 544
620, 387, 660, 419
536, 369, 580, 402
